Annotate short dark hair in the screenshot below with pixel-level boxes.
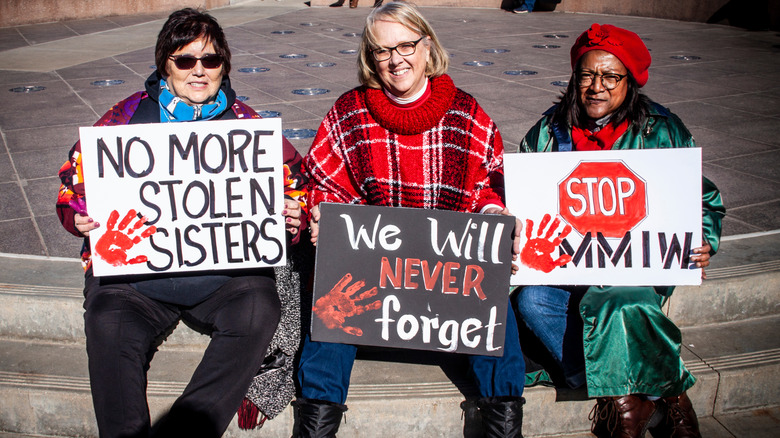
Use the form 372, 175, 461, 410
155, 8, 231, 77
553, 67, 651, 132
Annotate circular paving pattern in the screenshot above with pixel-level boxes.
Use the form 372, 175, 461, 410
91, 79, 125, 86
292, 88, 330, 95
504, 70, 538, 76
238, 67, 270, 73
463, 61, 494, 67
283, 128, 317, 139
9, 85, 46, 93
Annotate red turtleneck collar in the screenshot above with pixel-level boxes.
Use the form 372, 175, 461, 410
365, 74, 457, 136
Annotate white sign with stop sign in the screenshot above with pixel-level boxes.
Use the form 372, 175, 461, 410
505, 148, 703, 286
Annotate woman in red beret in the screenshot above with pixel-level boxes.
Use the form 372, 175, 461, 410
512, 24, 725, 438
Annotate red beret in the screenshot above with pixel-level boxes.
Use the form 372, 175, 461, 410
570, 23, 651, 87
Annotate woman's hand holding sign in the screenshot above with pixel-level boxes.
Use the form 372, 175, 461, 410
691, 242, 713, 279
313, 273, 382, 336
283, 198, 303, 235
309, 204, 321, 246
483, 207, 523, 275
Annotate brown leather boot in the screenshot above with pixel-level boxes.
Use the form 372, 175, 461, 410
648, 392, 702, 438
590, 395, 657, 438
349, 0, 358, 8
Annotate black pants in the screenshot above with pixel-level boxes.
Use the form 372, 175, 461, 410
83, 274, 281, 438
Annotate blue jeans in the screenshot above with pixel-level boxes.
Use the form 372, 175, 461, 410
297, 299, 526, 404
512, 286, 586, 389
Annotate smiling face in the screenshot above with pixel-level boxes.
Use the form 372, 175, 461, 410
576, 50, 629, 120
371, 20, 430, 99
165, 37, 224, 105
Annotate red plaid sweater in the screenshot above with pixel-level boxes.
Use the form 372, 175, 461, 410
304, 74, 505, 213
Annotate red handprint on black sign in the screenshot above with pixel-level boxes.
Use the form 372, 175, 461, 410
313, 273, 382, 336
520, 214, 573, 273
94, 209, 157, 267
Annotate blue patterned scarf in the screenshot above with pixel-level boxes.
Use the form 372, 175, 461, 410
158, 78, 228, 122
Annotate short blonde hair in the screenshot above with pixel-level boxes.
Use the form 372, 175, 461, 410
358, 2, 449, 89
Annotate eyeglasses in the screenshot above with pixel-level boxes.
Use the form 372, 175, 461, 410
371, 37, 425, 62
168, 54, 223, 70
576, 71, 627, 90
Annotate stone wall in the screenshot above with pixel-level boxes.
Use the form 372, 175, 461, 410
310, 0, 778, 29
3, 0, 778, 30
0, 0, 230, 27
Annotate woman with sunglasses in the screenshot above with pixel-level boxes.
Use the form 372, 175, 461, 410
512, 24, 725, 438
297, 3, 526, 437
56, 8, 308, 437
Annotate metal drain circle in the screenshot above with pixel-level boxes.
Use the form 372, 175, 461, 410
238, 67, 270, 73
463, 61, 493, 67
9, 85, 46, 93
91, 79, 125, 86
283, 129, 317, 139
292, 88, 330, 95
504, 70, 538, 76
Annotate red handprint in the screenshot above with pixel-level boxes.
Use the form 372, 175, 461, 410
313, 273, 382, 336
520, 214, 573, 273
94, 209, 157, 267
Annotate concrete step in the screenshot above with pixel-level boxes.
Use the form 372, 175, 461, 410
1, 314, 778, 437
2, 233, 778, 345
665, 232, 780, 328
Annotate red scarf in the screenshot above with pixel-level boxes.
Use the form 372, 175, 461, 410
572, 119, 630, 151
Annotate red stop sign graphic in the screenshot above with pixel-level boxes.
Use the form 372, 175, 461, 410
558, 161, 647, 238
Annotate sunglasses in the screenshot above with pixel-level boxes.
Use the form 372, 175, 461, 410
168, 54, 223, 70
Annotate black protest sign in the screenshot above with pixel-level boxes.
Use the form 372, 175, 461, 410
79, 118, 286, 276
311, 203, 515, 356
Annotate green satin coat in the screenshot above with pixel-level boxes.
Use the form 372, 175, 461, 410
519, 102, 726, 397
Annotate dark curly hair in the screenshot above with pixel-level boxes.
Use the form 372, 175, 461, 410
155, 8, 231, 77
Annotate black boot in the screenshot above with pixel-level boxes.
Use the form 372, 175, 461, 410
476, 396, 525, 437
372, 0, 383, 7
295, 398, 347, 438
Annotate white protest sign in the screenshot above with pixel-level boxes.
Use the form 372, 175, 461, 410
505, 148, 702, 286
80, 118, 286, 276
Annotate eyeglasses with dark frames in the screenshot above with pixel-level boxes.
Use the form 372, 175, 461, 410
576, 71, 627, 90
168, 54, 223, 70
371, 37, 426, 62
